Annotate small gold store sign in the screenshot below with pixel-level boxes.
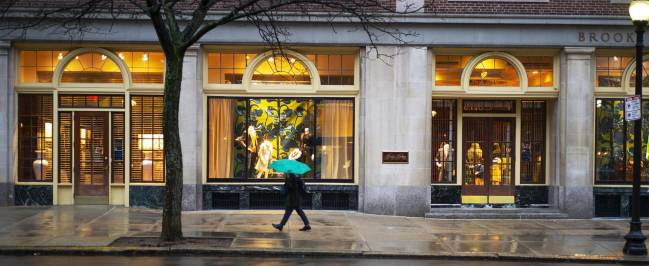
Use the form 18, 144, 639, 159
382, 151, 409, 164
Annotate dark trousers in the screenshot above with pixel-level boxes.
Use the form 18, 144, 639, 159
279, 207, 310, 226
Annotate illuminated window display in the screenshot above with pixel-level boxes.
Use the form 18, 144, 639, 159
431, 99, 457, 183
595, 99, 649, 184
207, 97, 354, 181
130, 95, 165, 183
18, 94, 54, 182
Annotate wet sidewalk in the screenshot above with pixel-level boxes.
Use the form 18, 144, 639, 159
0, 206, 648, 263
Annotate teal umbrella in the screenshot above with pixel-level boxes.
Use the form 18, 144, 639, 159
269, 159, 311, 174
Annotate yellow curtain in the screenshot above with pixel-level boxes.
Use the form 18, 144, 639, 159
320, 100, 353, 179
208, 98, 234, 178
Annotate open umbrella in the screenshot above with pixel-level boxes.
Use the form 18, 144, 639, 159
269, 159, 311, 175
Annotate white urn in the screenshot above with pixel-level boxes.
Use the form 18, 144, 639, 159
33, 150, 49, 181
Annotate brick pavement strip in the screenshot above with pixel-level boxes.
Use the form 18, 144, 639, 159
0, 206, 648, 263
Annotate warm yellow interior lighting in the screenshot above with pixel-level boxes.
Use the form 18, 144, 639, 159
142, 53, 148, 61
138, 134, 164, 150
45, 122, 52, 139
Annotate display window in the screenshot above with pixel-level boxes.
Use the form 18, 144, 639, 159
520, 101, 546, 184
130, 95, 165, 183
17, 94, 54, 182
595, 99, 649, 184
207, 97, 354, 182
431, 99, 457, 184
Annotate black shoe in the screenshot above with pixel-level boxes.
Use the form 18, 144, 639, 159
299, 225, 311, 231
272, 223, 283, 231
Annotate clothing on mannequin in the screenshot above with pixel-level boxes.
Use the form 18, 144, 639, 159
234, 126, 258, 177
256, 138, 274, 179
300, 128, 314, 164
434, 142, 455, 182
466, 142, 484, 185
491, 143, 502, 185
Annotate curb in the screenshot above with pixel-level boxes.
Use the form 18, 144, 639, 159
1, 246, 648, 264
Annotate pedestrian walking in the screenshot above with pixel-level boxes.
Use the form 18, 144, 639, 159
273, 173, 311, 231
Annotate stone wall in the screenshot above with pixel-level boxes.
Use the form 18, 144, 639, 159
360, 46, 432, 217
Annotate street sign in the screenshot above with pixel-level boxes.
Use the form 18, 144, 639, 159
626, 95, 642, 121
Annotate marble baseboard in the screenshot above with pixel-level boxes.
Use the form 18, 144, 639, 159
0, 182, 12, 206
202, 184, 358, 210
594, 187, 649, 217
182, 184, 201, 211
363, 185, 430, 217
516, 186, 549, 207
431, 185, 461, 204
14, 185, 52, 206
129, 186, 165, 209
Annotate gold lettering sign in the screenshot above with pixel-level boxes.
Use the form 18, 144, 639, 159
382, 152, 409, 164
578, 32, 634, 43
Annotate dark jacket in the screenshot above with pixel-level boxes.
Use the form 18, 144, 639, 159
284, 174, 308, 208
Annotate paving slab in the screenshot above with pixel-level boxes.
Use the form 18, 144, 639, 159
0, 206, 648, 263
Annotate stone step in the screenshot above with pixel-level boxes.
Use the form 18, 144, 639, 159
425, 208, 569, 219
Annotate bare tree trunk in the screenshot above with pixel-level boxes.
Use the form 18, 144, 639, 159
161, 53, 184, 242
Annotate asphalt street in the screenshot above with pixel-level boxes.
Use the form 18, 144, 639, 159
0, 256, 632, 266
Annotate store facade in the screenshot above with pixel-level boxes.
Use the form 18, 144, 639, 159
0, 0, 646, 218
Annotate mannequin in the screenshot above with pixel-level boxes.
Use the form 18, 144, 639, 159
235, 125, 258, 176
466, 143, 484, 185
256, 136, 274, 179
300, 127, 314, 164
491, 143, 502, 185
434, 142, 455, 182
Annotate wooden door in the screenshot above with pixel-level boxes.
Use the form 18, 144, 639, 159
462, 117, 515, 204
74, 112, 109, 197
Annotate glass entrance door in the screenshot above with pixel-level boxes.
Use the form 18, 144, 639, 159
74, 112, 109, 197
462, 117, 515, 204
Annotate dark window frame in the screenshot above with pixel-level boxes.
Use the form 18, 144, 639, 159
206, 96, 355, 184
594, 98, 649, 185
431, 99, 458, 184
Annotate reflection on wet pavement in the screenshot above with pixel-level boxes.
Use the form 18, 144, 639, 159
0, 206, 648, 262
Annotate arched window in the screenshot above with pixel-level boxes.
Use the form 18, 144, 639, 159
469, 57, 520, 87
629, 60, 649, 88
251, 54, 311, 85
61, 52, 123, 83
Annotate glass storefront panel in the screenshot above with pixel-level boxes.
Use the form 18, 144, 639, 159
18, 94, 53, 182
130, 95, 164, 183
58, 112, 72, 184
519, 56, 554, 87
59, 95, 125, 108
596, 56, 633, 87
306, 54, 355, 85
61, 52, 123, 83
469, 57, 520, 87
520, 101, 546, 184
431, 99, 457, 183
207, 97, 354, 181
116, 51, 165, 83
629, 60, 649, 88
18, 50, 68, 83
595, 99, 649, 184
252, 55, 311, 85
434, 55, 471, 86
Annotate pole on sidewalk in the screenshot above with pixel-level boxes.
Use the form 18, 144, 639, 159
624, 18, 648, 256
